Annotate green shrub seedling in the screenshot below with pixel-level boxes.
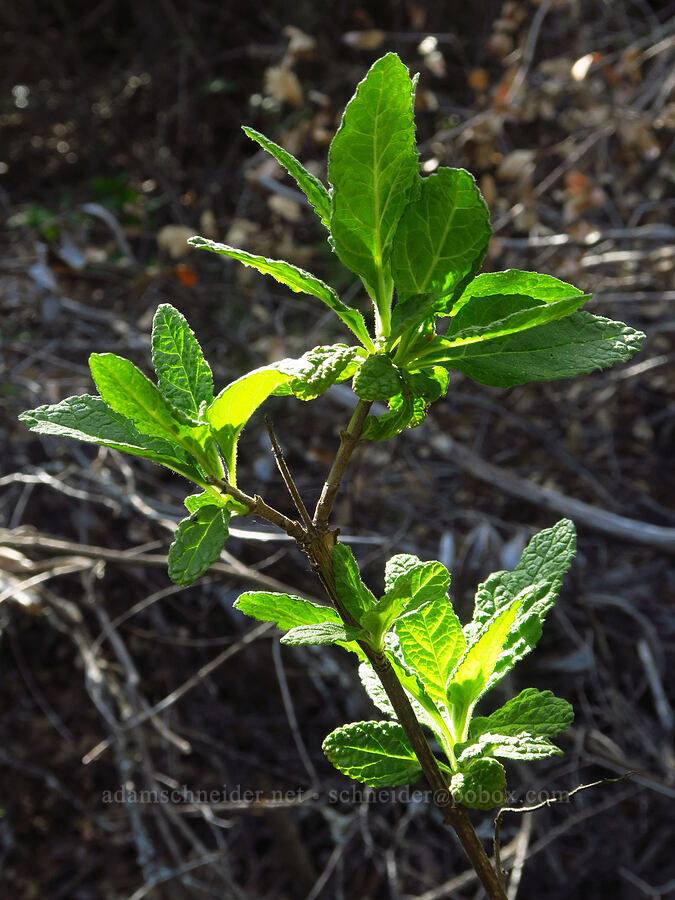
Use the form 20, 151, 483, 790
21, 53, 644, 898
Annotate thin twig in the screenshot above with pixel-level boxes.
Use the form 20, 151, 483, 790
264, 416, 314, 530
205, 476, 304, 540
493, 772, 637, 881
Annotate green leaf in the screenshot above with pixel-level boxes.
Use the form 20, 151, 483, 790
328, 53, 418, 288
446, 591, 526, 724
19, 395, 202, 483
433, 311, 645, 388
358, 659, 446, 743
450, 269, 586, 318
470, 688, 574, 741
333, 544, 377, 621
384, 554, 422, 591
366, 560, 453, 643
439, 292, 591, 348
280, 622, 366, 646
390, 167, 490, 304
390, 293, 439, 340
188, 236, 373, 349
358, 661, 396, 717
89, 353, 184, 442
234, 591, 341, 631
457, 732, 564, 764
184, 490, 232, 513
207, 366, 290, 483
322, 721, 422, 788
395, 599, 465, 706
406, 367, 449, 403
276, 344, 365, 401
168, 506, 230, 585
151, 304, 213, 421
450, 757, 506, 810
362, 393, 416, 442
242, 125, 331, 227
353, 354, 405, 401
466, 519, 577, 692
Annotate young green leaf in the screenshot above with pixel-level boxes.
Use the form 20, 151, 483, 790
366, 559, 452, 644
322, 720, 423, 788
19, 395, 203, 484
242, 125, 331, 227
450, 757, 506, 810
188, 236, 373, 349
394, 599, 465, 706
457, 732, 564, 764
168, 506, 230, 586
352, 354, 406, 401
235, 591, 341, 631
280, 622, 367, 647
328, 53, 418, 291
358, 661, 396, 718
446, 591, 526, 735
439, 292, 591, 348
450, 269, 586, 318
276, 344, 365, 401
469, 688, 574, 741
431, 311, 645, 388
89, 353, 184, 442
206, 366, 291, 483
390, 167, 490, 304
361, 393, 417, 442
466, 519, 577, 692
151, 304, 214, 421
384, 554, 422, 591
333, 544, 377, 621
184, 490, 235, 514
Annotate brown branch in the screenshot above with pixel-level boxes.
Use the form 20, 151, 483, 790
313, 399, 372, 529
264, 416, 314, 530
205, 476, 304, 541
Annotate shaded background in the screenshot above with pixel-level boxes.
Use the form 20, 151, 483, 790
1, 1, 674, 897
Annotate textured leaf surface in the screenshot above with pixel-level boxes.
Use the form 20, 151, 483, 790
323, 721, 422, 787
362, 393, 416, 442
450, 757, 506, 810
242, 125, 332, 226
277, 345, 364, 401
19, 395, 201, 482
436, 312, 645, 387
207, 366, 291, 481
235, 591, 341, 631
280, 622, 366, 646
168, 506, 230, 585
333, 544, 377, 621
458, 732, 563, 763
466, 520, 577, 691
358, 660, 444, 740
353, 354, 405, 401
395, 599, 465, 706
374, 560, 452, 636
391, 167, 490, 302
151, 304, 213, 420
384, 554, 422, 592
189, 237, 372, 347
328, 53, 418, 287
470, 688, 574, 740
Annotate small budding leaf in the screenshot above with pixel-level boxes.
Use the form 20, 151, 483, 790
242, 125, 332, 227
450, 757, 506, 810
328, 53, 419, 289
151, 304, 214, 421
353, 354, 405, 401
276, 344, 365, 401
362, 393, 417, 442
323, 720, 423, 788
168, 506, 230, 586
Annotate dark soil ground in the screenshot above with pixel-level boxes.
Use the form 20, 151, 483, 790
1, 2, 674, 898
